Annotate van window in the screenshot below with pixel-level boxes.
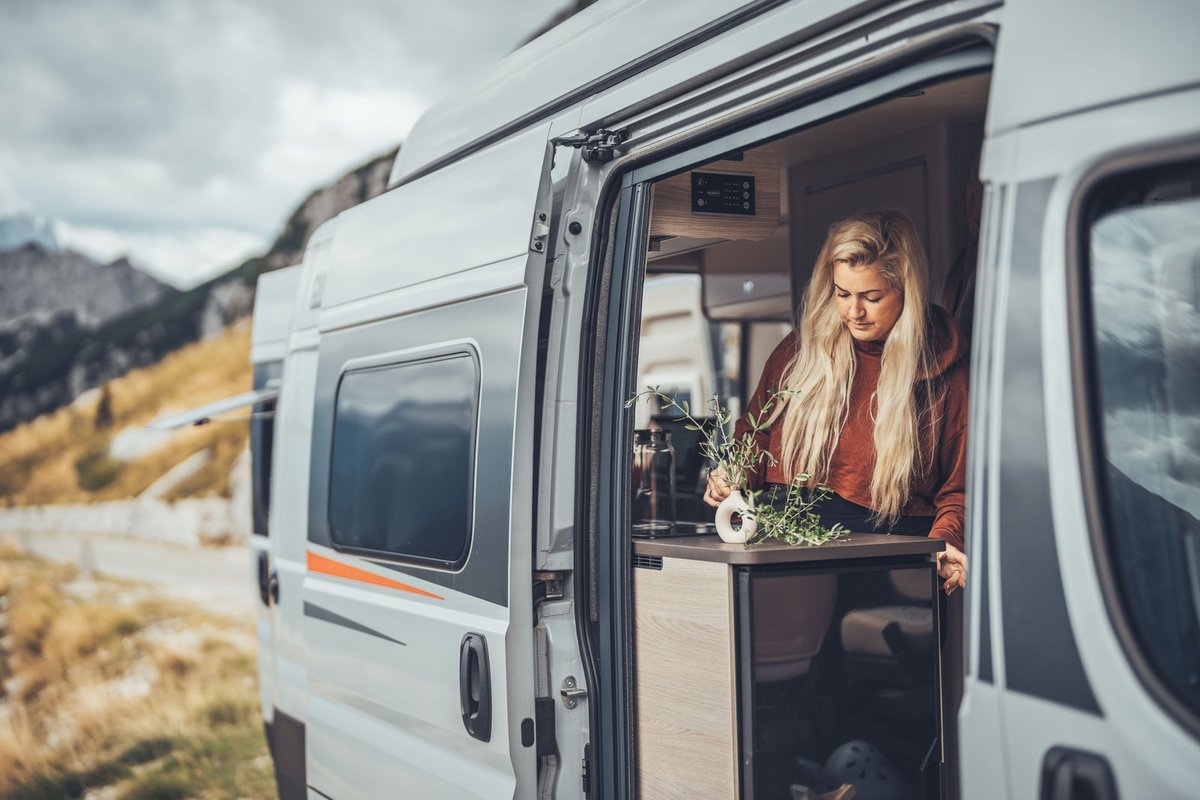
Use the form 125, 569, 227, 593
328, 353, 478, 566
250, 398, 275, 536
1085, 161, 1200, 720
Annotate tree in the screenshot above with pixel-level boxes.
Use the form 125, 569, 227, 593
94, 383, 114, 429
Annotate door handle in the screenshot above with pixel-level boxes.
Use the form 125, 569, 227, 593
257, 552, 271, 606
459, 633, 492, 742
1041, 747, 1118, 800
268, 569, 280, 605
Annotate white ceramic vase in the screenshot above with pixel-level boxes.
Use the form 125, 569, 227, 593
714, 489, 757, 544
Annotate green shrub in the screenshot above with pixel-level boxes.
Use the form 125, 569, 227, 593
115, 772, 190, 800
74, 443, 120, 491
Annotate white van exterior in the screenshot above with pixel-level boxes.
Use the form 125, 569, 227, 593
243, 1, 1200, 798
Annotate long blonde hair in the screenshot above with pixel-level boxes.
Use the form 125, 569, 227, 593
769, 210, 937, 521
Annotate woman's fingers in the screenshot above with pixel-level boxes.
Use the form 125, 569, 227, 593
936, 543, 968, 595
943, 569, 963, 595
704, 468, 732, 507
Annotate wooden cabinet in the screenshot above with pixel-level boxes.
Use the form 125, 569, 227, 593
632, 535, 946, 799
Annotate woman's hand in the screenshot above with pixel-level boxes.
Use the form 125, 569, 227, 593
703, 466, 734, 507
935, 542, 968, 595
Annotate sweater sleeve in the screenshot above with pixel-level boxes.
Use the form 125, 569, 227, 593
732, 334, 795, 490
928, 367, 968, 551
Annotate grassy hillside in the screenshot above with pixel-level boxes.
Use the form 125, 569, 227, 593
0, 323, 252, 506
0, 546, 272, 799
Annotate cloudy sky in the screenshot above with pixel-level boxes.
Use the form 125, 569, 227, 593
0, 0, 568, 288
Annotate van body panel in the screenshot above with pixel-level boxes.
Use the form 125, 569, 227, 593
997, 176, 1100, 712
303, 596, 515, 796
266, 222, 335, 742
961, 84, 1200, 799
575, 0, 994, 145
390, 0, 831, 186
307, 293, 525, 603
292, 220, 336, 331
302, 290, 534, 797
988, 0, 1200, 135
326, 123, 552, 310
271, 343, 319, 719
253, 267, 302, 355
250, 266, 300, 726
301, 117, 551, 794
318, 255, 528, 334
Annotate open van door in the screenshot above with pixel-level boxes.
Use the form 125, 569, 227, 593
961, 3, 1200, 798
299, 123, 554, 799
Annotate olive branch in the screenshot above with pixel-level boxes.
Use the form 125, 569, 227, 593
627, 387, 845, 547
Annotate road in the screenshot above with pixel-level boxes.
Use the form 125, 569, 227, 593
0, 529, 256, 616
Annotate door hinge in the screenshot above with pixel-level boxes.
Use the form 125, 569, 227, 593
552, 128, 628, 163
530, 209, 550, 253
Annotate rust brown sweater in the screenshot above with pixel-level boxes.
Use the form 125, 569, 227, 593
735, 305, 969, 550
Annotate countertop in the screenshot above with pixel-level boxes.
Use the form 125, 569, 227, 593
631, 531, 944, 564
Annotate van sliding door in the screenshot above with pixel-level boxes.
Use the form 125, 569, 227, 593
300, 123, 553, 799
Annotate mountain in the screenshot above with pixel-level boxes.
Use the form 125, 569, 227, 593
0, 147, 398, 432
0, 245, 174, 328
261, 147, 396, 274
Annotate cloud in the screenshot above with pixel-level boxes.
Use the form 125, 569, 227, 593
0, 0, 567, 286
56, 221, 266, 288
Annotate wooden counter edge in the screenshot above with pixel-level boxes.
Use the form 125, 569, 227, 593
631, 531, 945, 564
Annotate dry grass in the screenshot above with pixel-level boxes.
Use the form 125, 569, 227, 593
0, 323, 252, 506
0, 545, 274, 799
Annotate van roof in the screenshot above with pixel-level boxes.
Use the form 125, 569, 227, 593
388, 0, 755, 187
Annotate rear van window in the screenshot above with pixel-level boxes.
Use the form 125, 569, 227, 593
328, 352, 478, 567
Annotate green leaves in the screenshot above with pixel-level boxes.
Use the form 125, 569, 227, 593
626, 386, 843, 547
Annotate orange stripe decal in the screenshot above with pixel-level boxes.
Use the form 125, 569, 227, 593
307, 552, 445, 600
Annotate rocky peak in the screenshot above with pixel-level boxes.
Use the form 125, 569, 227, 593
0, 245, 175, 329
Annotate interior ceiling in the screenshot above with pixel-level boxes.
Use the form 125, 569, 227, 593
648, 71, 991, 265
776, 71, 991, 167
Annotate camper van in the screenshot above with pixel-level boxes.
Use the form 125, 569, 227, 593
237, 1, 1200, 797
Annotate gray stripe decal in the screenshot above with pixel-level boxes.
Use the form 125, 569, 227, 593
997, 178, 1099, 714
977, 456, 993, 684
303, 602, 406, 646
975, 183, 1006, 685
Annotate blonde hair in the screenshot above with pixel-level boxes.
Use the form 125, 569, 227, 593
768, 210, 938, 522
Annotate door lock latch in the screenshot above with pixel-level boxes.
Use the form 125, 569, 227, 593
560, 676, 587, 709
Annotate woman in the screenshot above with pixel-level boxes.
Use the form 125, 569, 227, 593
705, 210, 968, 593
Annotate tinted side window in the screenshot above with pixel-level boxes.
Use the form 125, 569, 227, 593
328, 353, 478, 567
1086, 162, 1200, 721
251, 362, 281, 537
250, 398, 275, 536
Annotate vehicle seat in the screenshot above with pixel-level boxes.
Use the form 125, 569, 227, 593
839, 569, 933, 678
754, 573, 838, 681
